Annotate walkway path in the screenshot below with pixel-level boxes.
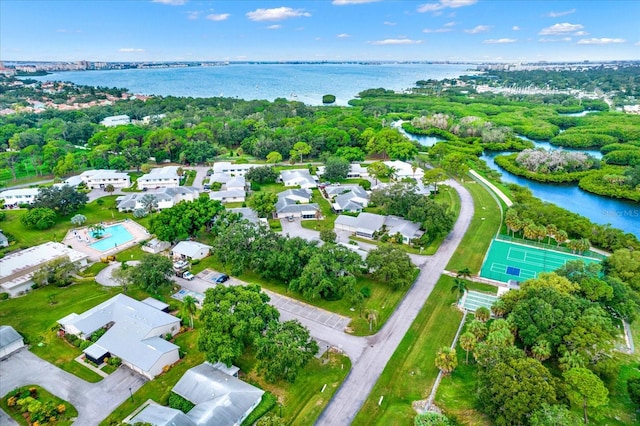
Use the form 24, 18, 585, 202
469, 169, 513, 207
316, 179, 474, 426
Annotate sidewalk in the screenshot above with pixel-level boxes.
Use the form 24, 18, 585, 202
469, 169, 513, 207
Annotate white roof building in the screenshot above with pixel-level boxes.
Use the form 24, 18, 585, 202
317, 163, 369, 179
208, 174, 246, 191
212, 162, 259, 176
0, 187, 40, 206
138, 166, 181, 190
63, 169, 131, 189
208, 189, 246, 203
0, 325, 24, 358
275, 189, 320, 219
0, 231, 8, 248
279, 169, 317, 189
334, 212, 423, 244
384, 160, 424, 180
58, 294, 180, 379
100, 115, 131, 127
0, 242, 88, 298
171, 241, 212, 260
228, 208, 268, 225
130, 362, 264, 426
116, 187, 200, 212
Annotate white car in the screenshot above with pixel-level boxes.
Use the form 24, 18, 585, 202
182, 271, 195, 281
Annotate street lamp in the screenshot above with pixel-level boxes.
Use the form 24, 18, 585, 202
129, 387, 134, 403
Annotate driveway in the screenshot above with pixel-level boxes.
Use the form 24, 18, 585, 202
315, 179, 474, 426
0, 348, 146, 426
279, 217, 321, 242
187, 165, 211, 189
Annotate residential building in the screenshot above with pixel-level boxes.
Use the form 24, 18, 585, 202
317, 163, 369, 179
212, 162, 259, 176
116, 187, 199, 212
137, 166, 181, 190
384, 160, 424, 180
63, 169, 131, 189
0, 188, 40, 207
334, 212, 423, 244
207, 174, 246, 191
0, 231, 8, 248
0, 325, 24, 358
58, 294, 180, 379
275, 189, 320, 219
228, 207, 268, 225
208, 189, 246, 203
128, 362, 264, 426
279, 169, 317, 189
100, 115, 131, 127
323, 185, 369, 214
171, 241, 212, 261
0, 242, 88, 298
141, 238, 171, 254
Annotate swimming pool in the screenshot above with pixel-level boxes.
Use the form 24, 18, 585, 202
89, 224, 134, 252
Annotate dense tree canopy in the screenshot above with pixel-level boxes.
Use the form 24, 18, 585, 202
31, 185, 88, 216
149, 197, 223, 242
128, 254, 174, 294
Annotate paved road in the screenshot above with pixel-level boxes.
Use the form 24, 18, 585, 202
315, 179, 474, 426
0, 348, 146, 426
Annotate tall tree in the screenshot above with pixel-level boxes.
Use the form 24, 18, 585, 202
563, 368, 609, 425
366, 245, 416, 290
32, 185, 88, 216
367, 161, 390, 186
181, 295, 198, 329
266, 151, 282, 165
450, 278, 468, 302
255, 320, 319, 383
323, 156, 350, 182
290, 141, 311, 163
128, 254, 174, 294
247, 191, 278, 218
198, 284, 279, 366
459, 332, 477, 364
434, 347, 458, 376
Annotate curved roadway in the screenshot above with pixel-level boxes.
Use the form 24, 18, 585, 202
315, 179, 474, 426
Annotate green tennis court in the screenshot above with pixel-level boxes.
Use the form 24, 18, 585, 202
479, 239, 602, 284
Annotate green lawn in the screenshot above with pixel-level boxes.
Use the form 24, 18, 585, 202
352, 275, 464, 426
446, 179, 502, 275
191, 255, 410, 335
1, 385, 79, 426
300, 189, 336, 232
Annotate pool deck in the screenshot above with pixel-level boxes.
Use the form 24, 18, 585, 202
62, 219, 151, 262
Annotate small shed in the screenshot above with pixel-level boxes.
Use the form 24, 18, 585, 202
171, 241, 212, 261
0, 325, 24, 358
142, 238, 171, 254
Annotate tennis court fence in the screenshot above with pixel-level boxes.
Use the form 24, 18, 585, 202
495, 234, 607, 261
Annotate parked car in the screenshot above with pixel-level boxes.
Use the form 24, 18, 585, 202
182, 271, 195, 281
216, 274, 229, 283
287, 215, 294, 222
173, 260, 189, 270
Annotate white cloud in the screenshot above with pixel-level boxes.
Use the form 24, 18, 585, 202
636, 41, 640, 46
512, 26, 520, 31
548, 8, 576, 18
417, 0, 477, 13
577, 38, 626, 45
423, 28, 453, 33
483, 38, 517, 44
246, 7, 311, 21
574, 31, 589, 36
152, 0, 187, 5
383, 21, 397, 26
119, 48, 145, 52
206, 13, 230, 21
332, 0, 381, 4
186, 11, 200, 20
538, 37, 572, 43
539, 22, 584, 35
464, 25, 491, 34
266, 25, 281, 30
370, 38, 423, 45
444, 21, 456, 27
337, 33, 351, 38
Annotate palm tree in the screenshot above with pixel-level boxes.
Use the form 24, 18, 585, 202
450, 278, 467, 302
467, 319, 488, 341
181, 295, 198, 329
140, 194, 159, 214
532, 339, 552, 361
364, 309, 379, 332
505, 209, 519, 237
456, 267, 472, 279
490, 299, 507, 318
435, 347, 458, 375
89, 223, 105, 238
546, 224, 558, 245
459, 332, 476, 364
475, 306, 491, 322
554, 229, 568, 246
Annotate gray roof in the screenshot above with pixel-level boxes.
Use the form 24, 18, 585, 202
58, 294, 180, 373
117, 187, 199, 210
385, 215, 423, 240
324, 184, 365, 198
279, 169, 316, 187
208, 189, 246, 200
0, 231, 8, 243
228, 208, 261, 224
142, 297, 169, 311
278, 188, 312, 200
0, 325, 23, 349
172, 241, 212, 258
173, 362, 264, 426
333, 190, 368, 211
276, 201, 320, 215
335, 212, 386, 234
129, 403, 196, 426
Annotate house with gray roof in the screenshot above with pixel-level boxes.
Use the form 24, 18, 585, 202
58, 294, 180, 379
129, 362, 263, 426
323, 185, 369, 214
334, 212, 423, 244
137, 166, 181, 190
0, 325, 24, 358
116, 187, 200, 212
279, 169, 317, 189
275, 188, 320, 219
63, 169, 131, 189
142, 238, 171, 254
208, 189, 246, 203
208, 174, 246, 191
212, 162, 259, 176
228, 208, 267, 225
171, 241, 212, 261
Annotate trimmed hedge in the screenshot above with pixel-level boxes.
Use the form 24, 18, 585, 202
241, 391, 277, 426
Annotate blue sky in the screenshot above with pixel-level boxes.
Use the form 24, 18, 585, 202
1, 0, 638, 62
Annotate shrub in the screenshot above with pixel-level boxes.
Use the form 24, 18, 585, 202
360, 286, 372, 298
322, 94, 336, 104
191, 259, 200, 265
628, 376, 640, 407
0, 292, 8, 300
79, 340, 92, 350
168, 392, 195, 414
0, 211, 5, 221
